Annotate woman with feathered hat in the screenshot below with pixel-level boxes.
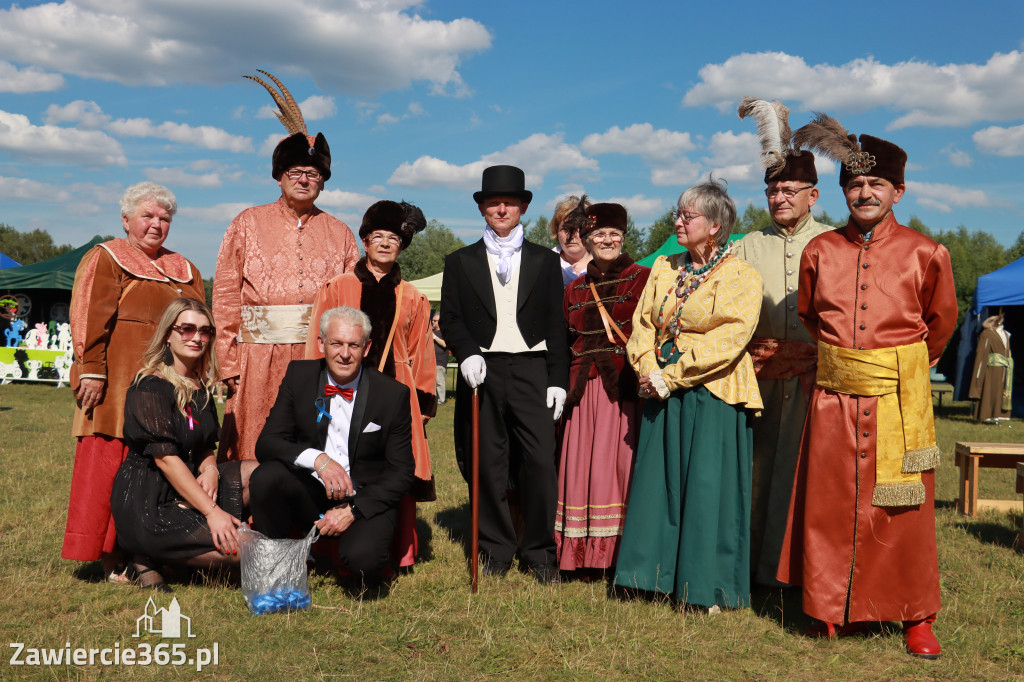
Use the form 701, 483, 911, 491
305, 200, 434, 571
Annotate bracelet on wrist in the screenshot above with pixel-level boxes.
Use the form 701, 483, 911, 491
316, 458, 331, 474
205, 502, 218, 516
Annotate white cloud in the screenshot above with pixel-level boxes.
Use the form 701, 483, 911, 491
940, 144, 973, 168
42, 99, 252, 152
0, 110, 126, 165
814, 156, 837, 176
43, 100, 111, 128
0, 60, 64, 93
0, 175, 72, 201
390, 133, 598, 190
600, 194, 665, 219
143, 167, 223, 188
683, 50, 1024, 128
651, 158, 702, 187
315, 190, 380, 211
581, 123, 695, 163
483, 133, 598, 176
374, 101, 427, 129
178, 202, 253, 224
906, 180, 998, 213
389, 156, 487, 190
258, 132, 282, 158
973, 123, 1024, 156
107, 117, 252, 152
0, 1, 491, 97
257, 95, 337, 121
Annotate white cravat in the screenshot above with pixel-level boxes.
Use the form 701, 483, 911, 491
483, 224, 524, 285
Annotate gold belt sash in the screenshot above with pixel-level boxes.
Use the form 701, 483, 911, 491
816, 340, 939, 507
239, 304, 312, 344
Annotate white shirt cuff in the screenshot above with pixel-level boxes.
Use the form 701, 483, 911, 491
295, 448, 323, 470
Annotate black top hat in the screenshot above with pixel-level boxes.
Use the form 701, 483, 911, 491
473, 165, 533, 204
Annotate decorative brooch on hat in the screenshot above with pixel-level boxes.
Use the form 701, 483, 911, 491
793, 113, 876, 176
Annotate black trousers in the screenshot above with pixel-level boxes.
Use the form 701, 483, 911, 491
249, 460, 397, 576
453, 352, 557, 568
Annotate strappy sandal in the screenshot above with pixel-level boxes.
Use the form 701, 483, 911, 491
135, 566, 173, 594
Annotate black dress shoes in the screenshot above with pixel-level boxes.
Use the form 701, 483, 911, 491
481, 559, 512, 577
528, 564, 561, 585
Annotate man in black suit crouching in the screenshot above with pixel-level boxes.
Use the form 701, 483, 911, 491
250, 305, 414, 583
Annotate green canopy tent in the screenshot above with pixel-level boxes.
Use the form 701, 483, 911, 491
636, 233, 745, 268
0, 235, 104, 326
408, 270, 442, 304
0, 235, 104, 290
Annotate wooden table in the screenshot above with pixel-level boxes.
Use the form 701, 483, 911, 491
930, 382, 953, 412
955, 441, 1024, 517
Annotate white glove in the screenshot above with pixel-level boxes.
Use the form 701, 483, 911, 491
546, 386, 567, 420
460, 355, 487, 388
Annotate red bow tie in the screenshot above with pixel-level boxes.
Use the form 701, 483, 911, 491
324, 385, 354, 401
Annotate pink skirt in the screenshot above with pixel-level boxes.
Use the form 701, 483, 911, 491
555, 376, 641, 570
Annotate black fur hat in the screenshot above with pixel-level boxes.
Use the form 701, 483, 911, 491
359, 200, 427, 249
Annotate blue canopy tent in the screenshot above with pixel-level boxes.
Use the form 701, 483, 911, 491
0, 252, 20, 269
952, 255, 1024, 416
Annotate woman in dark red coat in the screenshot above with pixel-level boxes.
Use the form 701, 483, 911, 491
555, 200, 649, 574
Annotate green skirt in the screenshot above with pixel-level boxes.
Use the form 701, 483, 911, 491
613, 384, 752, 608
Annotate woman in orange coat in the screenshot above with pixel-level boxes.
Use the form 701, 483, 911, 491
306, 200, 434, 569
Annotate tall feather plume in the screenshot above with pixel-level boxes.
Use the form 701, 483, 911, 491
737, 97, 792, 178
244, 70, 308, 137
792, 112, 860, 165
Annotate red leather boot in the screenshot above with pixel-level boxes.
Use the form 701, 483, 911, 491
903, 614, 941, 659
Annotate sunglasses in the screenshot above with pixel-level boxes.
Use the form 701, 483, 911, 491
171, 324, 215, 341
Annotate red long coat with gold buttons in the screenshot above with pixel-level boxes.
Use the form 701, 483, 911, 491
777, 213, 957, 624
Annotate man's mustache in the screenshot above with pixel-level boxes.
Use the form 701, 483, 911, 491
852, 198, 882, 208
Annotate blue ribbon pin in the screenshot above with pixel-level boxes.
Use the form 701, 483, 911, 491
315, 397, 332, 423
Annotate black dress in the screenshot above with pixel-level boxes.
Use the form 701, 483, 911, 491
110, 375, 242, 561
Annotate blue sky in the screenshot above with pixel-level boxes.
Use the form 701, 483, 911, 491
0, 0, 1022, 277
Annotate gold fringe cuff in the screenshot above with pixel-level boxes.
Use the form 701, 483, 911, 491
902, 444, 940, 473
872, 481, 925, 507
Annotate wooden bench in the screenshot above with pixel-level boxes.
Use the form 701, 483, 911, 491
1016, 463, 1024, 550
955, 441, 1024, 517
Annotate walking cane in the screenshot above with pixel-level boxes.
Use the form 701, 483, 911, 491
471, 386, 480, 593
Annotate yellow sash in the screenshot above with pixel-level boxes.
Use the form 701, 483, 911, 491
239, 304, 312, 344
816, 340, 939, 507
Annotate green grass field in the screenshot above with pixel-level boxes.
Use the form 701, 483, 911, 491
1, 383, 1022, 680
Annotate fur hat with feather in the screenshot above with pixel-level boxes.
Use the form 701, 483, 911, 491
793, 113, 906, 187
246, 70, 332, 181
737, 97, 817, 185
359, 200, 427, 249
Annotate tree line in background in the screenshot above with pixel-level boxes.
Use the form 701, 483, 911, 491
0, 223, 74, 265
4, 210, 1024, 330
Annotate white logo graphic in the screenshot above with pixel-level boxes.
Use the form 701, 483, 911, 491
134, 597, 195, 639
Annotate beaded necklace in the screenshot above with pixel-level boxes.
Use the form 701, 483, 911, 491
654, 247, 727, 362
